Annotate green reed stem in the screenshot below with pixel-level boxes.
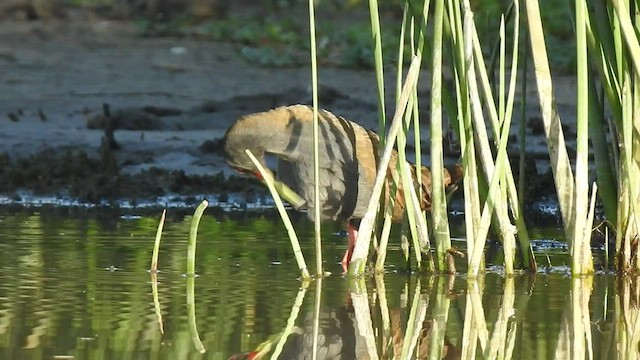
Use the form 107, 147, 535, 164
374, 273, 392, 354
427, 276, 452, 358
186, 200, 207, 275
411, 7, 425, 197
271, 282, 309, 359
246, 149, 311, 279
397, 102, 423, 268
374, 4, 410, 272
150, 272, 164, 334
458, 1, 482, 269
349, 278, 379, 358
610, 0, 640, 75
468, 64, 518, 275
622, 81, 640, 270
498, 15, 515, 274
375, 206, 394, 271
368, 0, 386, 140
150, 209, 166, 272
586, 7, 622, 228
412, 0, 431, 267
186, 275, 205, 353
396, 5, 407, 104
588, 0, 623, 126
400, 280, 427, 358
499, 16, 506, 124
465, 1, 535, 271
573, 0, 593, 275
430, 0, 453, 273
272, 180, 306, 209
519, 25, 528, 211
308, 0, 322, 277
349, 56, 422, 276
405, 161, 433, 261
503, 1, 521, 274
311, 277, 322, 359
394, 9, 428, 267
525, 0, 576, 242
585, 182, 598, 267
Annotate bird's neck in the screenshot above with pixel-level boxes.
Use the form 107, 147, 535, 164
224, 113, 296, 174
242, 122, 291, 158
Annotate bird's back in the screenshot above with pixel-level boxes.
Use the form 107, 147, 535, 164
277, 106, 379, 221
223, 105, 462, 222
223, 105, 377, 222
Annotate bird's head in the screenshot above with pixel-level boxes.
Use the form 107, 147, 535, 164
224, 146, 263, 179
223, 107, 295, 180
223, 129, 266, 180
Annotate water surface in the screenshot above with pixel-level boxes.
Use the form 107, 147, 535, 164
0, 208, 624, 359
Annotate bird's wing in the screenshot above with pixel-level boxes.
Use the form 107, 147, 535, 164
273, 106, 369, 221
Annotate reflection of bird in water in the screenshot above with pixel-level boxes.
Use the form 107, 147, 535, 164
226, 305, 354, 360
227, 303, 461, 359
223, 105, 463, 271
283, 306, 357, 359
388, 309, 461, 360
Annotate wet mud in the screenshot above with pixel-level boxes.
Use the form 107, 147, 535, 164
0, 3, 587, 226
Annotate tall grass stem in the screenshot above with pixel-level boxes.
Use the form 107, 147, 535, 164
430, 0, 453, 273
348, 56, 422, 276
368, 0, 386, 140
150, 209, 166, 272
186, 275, 206, 353
308, 0, 322, 277
524, 0, 576, 241
246, 149, 311, 279
186, 200, 207, 275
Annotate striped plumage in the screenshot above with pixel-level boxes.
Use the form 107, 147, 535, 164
223, 105, 462, 270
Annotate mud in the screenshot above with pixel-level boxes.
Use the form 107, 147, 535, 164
0, 4, 587, 224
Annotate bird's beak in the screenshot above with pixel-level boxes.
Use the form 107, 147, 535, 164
232, 166, 247, 175
232, 166, 266, 181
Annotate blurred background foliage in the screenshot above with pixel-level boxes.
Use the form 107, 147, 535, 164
3, 0, 575, 71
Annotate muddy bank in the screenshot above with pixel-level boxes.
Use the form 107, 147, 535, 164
0, 17, 581, 226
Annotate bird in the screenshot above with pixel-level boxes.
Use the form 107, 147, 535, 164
226, 301, 462, 359
223, 105, 463, 272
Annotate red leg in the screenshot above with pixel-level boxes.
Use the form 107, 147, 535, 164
342, 223, 358, 272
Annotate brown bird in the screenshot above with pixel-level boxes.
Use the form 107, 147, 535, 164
223, 105, 462, 272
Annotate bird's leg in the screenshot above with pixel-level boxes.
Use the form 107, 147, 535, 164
342, 223, 358, 272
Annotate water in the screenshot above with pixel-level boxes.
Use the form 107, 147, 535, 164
0, 208, 625, 359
